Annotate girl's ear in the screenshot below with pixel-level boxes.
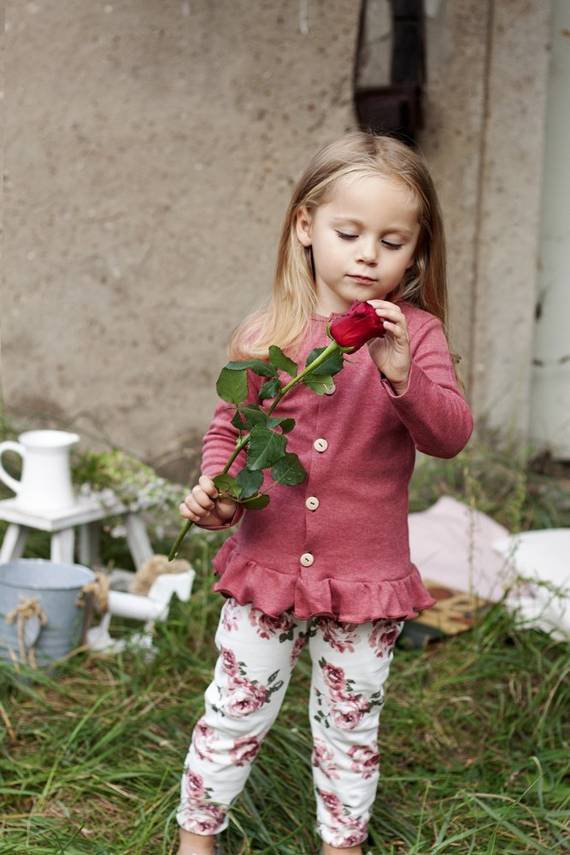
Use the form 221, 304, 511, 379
295, 206, 313, 247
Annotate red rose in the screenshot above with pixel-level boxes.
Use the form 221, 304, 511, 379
329, 300, 386, 350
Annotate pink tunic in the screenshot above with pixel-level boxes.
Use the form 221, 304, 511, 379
197, 301, 474, 623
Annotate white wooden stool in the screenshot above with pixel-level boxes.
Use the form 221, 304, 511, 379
0, 495, 154, 570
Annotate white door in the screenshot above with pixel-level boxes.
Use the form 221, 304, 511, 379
529, 0, 570, 459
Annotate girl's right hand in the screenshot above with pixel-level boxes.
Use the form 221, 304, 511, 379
179, 474, 238, 527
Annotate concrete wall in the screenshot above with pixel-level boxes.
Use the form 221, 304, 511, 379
1, 0, 359, 480
529, 0, 570, 458
469, 1, 550, 445
421, 0, 491, 383
0, 0, 554, 483
422, 0, 550, 449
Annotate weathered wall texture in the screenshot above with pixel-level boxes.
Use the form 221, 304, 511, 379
0, 0, 554, 482
528, 0, 570, 458
423, 0, 550, 432
421, 0, 490, 377
1, 0, 359, 479
470, 1, 550, 441
422, 0, 550, 445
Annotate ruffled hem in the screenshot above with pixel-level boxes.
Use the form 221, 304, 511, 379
211, 538, 437, 624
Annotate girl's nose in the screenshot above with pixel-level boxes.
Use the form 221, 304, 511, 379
357, 237, 378, 264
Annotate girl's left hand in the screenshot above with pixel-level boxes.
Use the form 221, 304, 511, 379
365, 299, 411, 392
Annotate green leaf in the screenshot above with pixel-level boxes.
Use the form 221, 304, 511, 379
231, 405, 268, 431
232, 411, 247, 431
305, 346, 344, 377
240, 493, 270, 510
267, 416, 295, 433
225, 359, 276, 378
268, 345, 298, 377
236, 468, 264, 499
212, 473, 241, 498
216, 367, 248, 405
258, 377, 282, 401
302, 374, 336, 395
247, 425, 287, 470
271, 453, 307, 486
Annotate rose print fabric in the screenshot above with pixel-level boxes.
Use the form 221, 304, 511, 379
177, 597, 404, 847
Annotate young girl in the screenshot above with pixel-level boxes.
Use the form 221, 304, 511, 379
176, 131, 474, 855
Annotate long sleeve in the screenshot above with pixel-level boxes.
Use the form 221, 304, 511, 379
379, 316, 474, 458
201, 399, 246, 480
196, 369, 261, 530
201, 368, 262, 477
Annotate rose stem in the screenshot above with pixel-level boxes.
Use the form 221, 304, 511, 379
168, 340, 343, 560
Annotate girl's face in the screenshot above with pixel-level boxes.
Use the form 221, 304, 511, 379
296, 173, 421, 314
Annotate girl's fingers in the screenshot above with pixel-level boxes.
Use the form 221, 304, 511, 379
383, 319, 404, 334
180, 495, 216, 522
378, 307, 404, 322
191, 484, 216, 510
179, 475, 224, 521
179, 501, 201, 521
178, 475, 231, 522
366, 298, 401, 308
183, 493, 204, 514
366, 300, 404, 320
198, 474, 218, 497
179, 487, 212, 517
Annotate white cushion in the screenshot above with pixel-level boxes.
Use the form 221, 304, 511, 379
492, 529, 570, 640
408, 495, 511, 602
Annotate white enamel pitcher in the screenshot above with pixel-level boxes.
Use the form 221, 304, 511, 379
0, 430, 79, 513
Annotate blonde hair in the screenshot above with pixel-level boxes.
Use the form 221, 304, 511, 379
229, 131, 463, 381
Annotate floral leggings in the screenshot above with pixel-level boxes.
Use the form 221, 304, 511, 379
176, 597, 405, 847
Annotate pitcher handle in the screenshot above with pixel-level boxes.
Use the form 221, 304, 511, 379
0, 441, 25, 495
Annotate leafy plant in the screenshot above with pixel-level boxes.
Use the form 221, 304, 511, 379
169, 337, 352, 559
71, 448, 184, 541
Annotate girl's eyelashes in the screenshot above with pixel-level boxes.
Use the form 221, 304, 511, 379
334, 230, 403, 250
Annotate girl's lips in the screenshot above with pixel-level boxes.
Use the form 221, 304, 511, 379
347, 274, 377, 283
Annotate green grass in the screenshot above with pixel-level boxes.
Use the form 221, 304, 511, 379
1, 563, 568, 853
0, 438, 569, 853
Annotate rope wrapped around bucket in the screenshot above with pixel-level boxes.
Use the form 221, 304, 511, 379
75, 571, 111, 648
5, 598, 48, 668
77, 571, 110, 614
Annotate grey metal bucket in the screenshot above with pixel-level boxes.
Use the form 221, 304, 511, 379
0, 559, 95, 667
